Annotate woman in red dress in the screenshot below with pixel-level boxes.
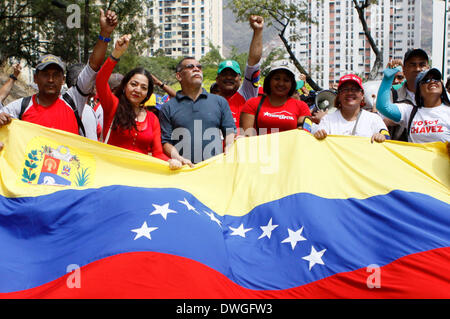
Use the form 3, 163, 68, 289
96, 35, 181, 169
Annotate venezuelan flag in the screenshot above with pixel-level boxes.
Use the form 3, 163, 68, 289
0, 120, 449, 299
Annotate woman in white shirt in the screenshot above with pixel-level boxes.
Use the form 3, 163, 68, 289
376, 67, 450, 144
313, 74, 388, 143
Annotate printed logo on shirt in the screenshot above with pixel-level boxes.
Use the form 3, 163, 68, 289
410, 120, 444, 134
263, 111, 295, 121
19, 136, 95, 187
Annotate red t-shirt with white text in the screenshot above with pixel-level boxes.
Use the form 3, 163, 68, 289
242, 96, 311, 134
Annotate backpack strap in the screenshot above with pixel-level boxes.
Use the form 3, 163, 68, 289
254, 95, 266, 134
391, 87, 398, 103
62, 92, 86, 137
406, 105, 419, 141
19, 96, 32, 120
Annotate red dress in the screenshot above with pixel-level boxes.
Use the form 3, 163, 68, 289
96, 57, 169, 161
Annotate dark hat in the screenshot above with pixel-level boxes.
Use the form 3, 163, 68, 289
414, 68, 441, 89
35, 54, 66, 72
414, 68, 450, 106
403, 48, 429, 64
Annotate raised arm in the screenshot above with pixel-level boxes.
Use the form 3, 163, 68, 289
151, 74, 176, 98
89, 9, 118, 72
0, 64, 21, 104
247, 15, 264, 67
376, 67, 403, 122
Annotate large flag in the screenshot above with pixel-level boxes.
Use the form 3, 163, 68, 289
0, 120, 449, 298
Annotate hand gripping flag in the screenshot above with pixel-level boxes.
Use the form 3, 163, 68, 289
0, 119, 449, 298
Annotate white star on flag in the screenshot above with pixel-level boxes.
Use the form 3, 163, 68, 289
150, 203, 177, 220
302, 246, 327, 270
131, 221, 158, 240
204, 210, 222, 227
258, 218, 278, 239
178, 198, 199, 214
229, 223, 253, 238
281, 227, 307, 250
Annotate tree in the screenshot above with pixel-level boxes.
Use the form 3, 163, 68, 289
0, 1, 49, 66
260, 47, 285, 77
352, 0, 383, 80
0, 1, 157, 67
227, 0, 322, 90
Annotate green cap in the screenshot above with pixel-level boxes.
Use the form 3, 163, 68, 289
217, 60, 241, 75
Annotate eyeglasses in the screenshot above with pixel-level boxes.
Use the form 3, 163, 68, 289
180, 64, 202, 71
421, 78, 440, 84
338, 87, 362, 94
395, 75, 405, 80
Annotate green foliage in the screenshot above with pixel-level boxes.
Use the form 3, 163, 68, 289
260, 48, 285, 77
227, 0, 322, 91
227, 0, 312, 28
0, 0, 157, 66
22, 150, 38, 183
200, 42, 223, 68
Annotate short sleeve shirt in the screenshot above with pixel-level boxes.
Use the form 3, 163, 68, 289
159, 89, 236, 163
226, 63, 260, 128
242, 96, 311, 134
395, 103, 450, 143
313, 109, 388, 137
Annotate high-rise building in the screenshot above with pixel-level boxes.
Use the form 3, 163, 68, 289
287, 0, 422, 88
148, 0, 223, 60
432, 0, 449, 79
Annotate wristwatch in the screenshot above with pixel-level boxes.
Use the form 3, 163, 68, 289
159, 82, 165, 88
9, 74, 17, 81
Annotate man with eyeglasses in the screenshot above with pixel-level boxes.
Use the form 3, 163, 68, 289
158, 57, 236, 166
387, 49, 430, 141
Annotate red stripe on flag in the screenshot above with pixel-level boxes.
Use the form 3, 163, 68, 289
1, 247, 449, 299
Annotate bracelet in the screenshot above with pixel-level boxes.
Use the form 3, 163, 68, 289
98, 35, 111, 43
9, 74, 17, 81
109, 54, 120, 62
159, 82, 165, 88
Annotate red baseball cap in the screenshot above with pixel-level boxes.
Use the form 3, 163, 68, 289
338, 74, 364, 90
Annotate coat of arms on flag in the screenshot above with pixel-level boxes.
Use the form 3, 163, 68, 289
19, 136, 95, 187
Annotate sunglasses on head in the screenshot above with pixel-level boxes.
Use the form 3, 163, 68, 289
180, 63, 202, 71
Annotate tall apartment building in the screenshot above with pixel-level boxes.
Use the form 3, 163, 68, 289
147, 0, 223, 60
432, 0, 449, 78
287, 0, 422, 88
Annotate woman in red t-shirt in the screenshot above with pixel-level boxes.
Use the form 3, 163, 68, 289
240, 60, 311, 136
96, 35, 181, 169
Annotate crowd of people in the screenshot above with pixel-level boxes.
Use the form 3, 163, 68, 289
0, 10, 448, 167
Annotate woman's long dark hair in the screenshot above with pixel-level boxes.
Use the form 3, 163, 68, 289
112, 67, 154, 130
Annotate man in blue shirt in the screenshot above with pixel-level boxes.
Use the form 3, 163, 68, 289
159, 57, 236, 165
